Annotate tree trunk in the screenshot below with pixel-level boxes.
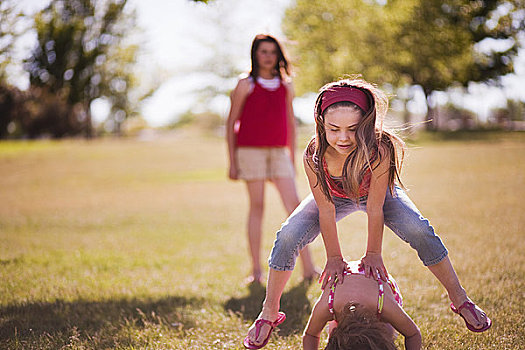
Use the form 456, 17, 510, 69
402, 99, 411, 125
85, 103, 93, 139
424, 89, 437, 131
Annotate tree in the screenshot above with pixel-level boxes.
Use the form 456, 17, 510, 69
0, 1, 29, 138
283, 0, 524, 129
390, 0, 523, 129
283, 1, 382, 95
24, 0, 143, 138
0, 0, 26, 83
491, 98, 525, 129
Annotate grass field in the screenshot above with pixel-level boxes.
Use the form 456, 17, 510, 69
1, 128, 524, 349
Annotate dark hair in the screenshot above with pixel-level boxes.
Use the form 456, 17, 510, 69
305, 78, 405, 202
249, 34, 290, 80
325, 303, 397, 350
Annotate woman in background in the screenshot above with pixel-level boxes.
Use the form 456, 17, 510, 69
226, 34, 318, 284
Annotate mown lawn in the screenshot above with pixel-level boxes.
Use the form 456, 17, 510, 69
1, 129, 524, 349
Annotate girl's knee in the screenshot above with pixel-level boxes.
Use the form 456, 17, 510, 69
274, 227, 303, 252
270, 224, 318, 270
401, 224, 448, 265
404, 223, 437, 248
269, 235, 299, 270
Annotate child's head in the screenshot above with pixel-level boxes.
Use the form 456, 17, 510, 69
307, 77, 404, 201
313, 78, 389, 153
249, 34, 290, 79
325, 303, 397, 350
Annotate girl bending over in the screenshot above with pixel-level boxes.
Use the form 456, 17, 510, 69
244, 78, 490, 349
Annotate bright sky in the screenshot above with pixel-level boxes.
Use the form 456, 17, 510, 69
131, 0, 298, 126
12, 0, 525, 126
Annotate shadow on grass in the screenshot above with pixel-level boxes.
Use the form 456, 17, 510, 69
0, 295, 204, 343
224, 280, 313, 336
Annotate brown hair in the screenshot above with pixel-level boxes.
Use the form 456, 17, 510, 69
249, 34, 290, 80
305, 77, 405, 202
325, 303, 397, 350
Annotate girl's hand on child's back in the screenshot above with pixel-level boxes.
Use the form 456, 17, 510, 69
359, 252, 388, 281
320, 256, 347, 290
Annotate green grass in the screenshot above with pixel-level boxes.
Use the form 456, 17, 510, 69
406, 129, 525, 144
1, 129, 524, 349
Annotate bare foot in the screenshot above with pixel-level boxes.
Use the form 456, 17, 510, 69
245, 273, 263, 285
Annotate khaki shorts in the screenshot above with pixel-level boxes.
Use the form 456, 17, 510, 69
237, 147, 295, 180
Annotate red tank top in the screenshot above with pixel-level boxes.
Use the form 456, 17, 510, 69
322, 158, 372, 199
236, 80, 288, 147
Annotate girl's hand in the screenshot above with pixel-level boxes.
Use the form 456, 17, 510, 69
228, 165, 238, 180
359, 252, 388, 281
320, 256, 347, 290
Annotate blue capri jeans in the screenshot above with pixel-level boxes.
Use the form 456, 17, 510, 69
268, 185, 448, 271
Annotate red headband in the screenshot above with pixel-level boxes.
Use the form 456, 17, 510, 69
320, 86, 370, 115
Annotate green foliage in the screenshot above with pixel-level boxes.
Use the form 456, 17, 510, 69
407, 129, 524, 143
438, 102, 478, 130
24, 0, 144, 137
0, 0, 26, 83
166, 110, 223, 135
284, 0, 524, 128
285, 0, 523, 91
0, 84, 21, 138
168, 110, 196, 129
0, 83, 101, 139
23, 87, 87, 138
504, 99, 525, 121
391, 0, 521, 92
491, 98, 525, 128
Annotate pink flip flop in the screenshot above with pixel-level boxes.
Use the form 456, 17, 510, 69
450, 301, 492, 332
243, 312, 286, 349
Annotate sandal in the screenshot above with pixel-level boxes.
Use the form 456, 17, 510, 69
450, 301, 492, 332
243, 312, 286, 349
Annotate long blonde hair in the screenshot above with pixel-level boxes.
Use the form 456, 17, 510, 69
306, 78, 405, 202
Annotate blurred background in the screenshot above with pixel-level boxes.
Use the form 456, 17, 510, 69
1, 2, 524, 349
1, 0, 524, 139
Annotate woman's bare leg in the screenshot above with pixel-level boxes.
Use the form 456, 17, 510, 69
246, 180, 265, 283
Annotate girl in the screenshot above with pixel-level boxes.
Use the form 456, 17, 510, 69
226, 34, 318, 284
244, 78, 491, 349
303, 260, 421, 350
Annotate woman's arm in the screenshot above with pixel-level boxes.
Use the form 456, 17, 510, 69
381, 298, 422, 350
284, 80, 296, 166
303, 155, 346, 289
226, 79, 250, 180
360, 143, 391, 281
303, 292, 332, 350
